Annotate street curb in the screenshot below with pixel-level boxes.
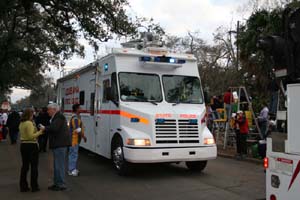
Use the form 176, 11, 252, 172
217, 152, 263, 165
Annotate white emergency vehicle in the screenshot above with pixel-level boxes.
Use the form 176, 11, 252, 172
265, 83, 300, 200
57, 41, 217, 174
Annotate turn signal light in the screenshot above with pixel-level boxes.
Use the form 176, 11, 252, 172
204, 138, 215, 145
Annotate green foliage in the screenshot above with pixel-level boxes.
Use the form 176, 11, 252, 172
13, 77, 56, 108
0, 0, 137, 92
238, 8, 284, 109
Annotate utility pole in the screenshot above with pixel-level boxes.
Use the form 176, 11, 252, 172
236, 20, 240, 70
228, 20, 240, 70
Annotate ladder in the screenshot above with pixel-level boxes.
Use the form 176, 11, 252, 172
222, 86, 262, 149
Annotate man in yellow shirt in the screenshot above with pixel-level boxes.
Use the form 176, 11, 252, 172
68, 104, 86, 176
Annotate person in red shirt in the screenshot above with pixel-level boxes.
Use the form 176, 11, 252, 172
235, 110, 249, 160
223, 88, 234, 121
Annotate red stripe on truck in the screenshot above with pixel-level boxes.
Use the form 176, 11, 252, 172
288, 161, 300, 191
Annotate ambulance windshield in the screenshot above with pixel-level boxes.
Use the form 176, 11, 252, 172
162, 75, 203, 104
119, 72, 162, 102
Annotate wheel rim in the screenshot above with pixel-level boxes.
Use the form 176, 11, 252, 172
113, 146, 123, 170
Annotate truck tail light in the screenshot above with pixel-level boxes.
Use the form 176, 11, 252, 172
264, 157, 269, 169
270, 194, 277, 200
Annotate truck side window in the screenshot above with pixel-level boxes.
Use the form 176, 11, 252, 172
102, 79, 110, 103
90, 92, 95, 115
111, 72, 119, 101
79, 91, 85, 105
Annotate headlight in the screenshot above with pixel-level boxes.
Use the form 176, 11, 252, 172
204, 138, 215, 145
127, 139, 151, 146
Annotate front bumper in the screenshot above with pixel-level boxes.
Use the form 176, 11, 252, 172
123, 145, 217, 163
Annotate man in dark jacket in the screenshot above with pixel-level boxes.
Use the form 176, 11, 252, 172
44, 103, 71, 191
35, 107, 51, 152
6, 110, 20, 144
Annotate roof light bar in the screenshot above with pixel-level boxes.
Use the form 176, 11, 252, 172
140, 56, 186, 64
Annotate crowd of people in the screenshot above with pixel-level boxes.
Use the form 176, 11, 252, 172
0, 103, 87, 193
206, 88, 271, 160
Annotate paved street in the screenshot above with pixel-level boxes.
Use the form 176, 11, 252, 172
0, 141, 265, 200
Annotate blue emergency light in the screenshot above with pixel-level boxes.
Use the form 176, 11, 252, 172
155, 118, 165, 124
169, 58, 176, 63
140, 56, 186, 64
189, 119, 198, 124
140, 56, 152, 62
131, 118, 140, 123
104, 63, 109, 71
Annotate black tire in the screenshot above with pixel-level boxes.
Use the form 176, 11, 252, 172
111, 137, 131, 175
185, 161, 207, 172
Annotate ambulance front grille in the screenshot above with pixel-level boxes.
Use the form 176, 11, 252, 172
155, 119, 177, 144
178, 119, 199, 143
155, 119, 199, 144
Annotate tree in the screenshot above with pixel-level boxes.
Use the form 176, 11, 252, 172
13, 77, 56, 109
164, 31, 241, 97
238, 8, 283, 110
0, 0, 137, 93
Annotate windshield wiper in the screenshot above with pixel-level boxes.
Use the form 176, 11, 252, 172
172, 101, 181, 106
172, 100, 193, 106
146, 99, 158, 105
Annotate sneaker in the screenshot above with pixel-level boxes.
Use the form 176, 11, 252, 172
68, 169, 79, 176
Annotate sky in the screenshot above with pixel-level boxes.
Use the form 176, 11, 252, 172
10, 0, 251, 103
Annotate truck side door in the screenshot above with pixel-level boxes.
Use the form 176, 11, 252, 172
96, 75, 111, 157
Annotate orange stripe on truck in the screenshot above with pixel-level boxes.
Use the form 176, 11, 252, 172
99, 110, 149, 125
63, 109, 149, 125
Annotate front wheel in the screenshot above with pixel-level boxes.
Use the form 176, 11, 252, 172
185, 161, 207, 172
112, 137, 131, 175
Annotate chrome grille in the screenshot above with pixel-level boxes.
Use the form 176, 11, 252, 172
155, 119, 199, 144
155, 119, 177, 144
178, 119, 199, 143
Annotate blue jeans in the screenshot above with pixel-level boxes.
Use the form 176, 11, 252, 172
52, 147, 67, 187
225, 104, 232, 121
259, 121, 268, 139
68, 145, 79, 172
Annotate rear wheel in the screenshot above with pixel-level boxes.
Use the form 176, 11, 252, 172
185, 161, 207, 172
112, 137, 130, 175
